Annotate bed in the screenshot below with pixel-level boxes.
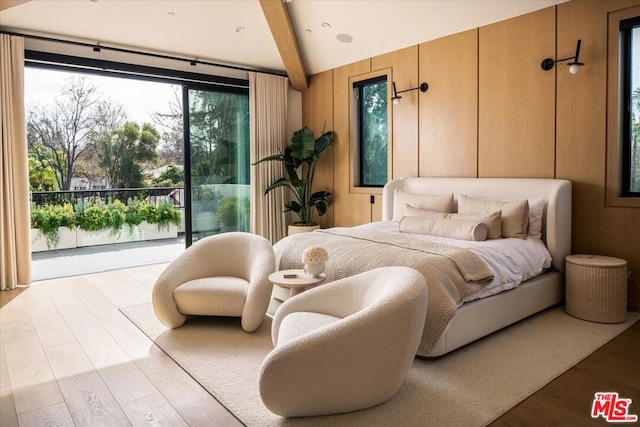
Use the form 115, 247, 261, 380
273, 177, 572, 357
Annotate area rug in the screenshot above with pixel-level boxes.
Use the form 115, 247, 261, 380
120, 304, 639, 426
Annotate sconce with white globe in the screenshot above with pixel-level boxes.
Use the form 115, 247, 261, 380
541, 39, 585, 74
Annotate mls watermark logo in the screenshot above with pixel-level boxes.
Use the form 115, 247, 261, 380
592, 392, 638, 423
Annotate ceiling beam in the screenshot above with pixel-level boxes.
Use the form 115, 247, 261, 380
0, 0, 30, 12
259, 0, 308, 92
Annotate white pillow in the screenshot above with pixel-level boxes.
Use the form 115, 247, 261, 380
399, 216, 488, 241
527, 197, 545, 238
457, 194, 529, 239
392, 191, 453, 222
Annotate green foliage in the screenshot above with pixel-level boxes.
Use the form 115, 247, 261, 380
30, 203, 75, 248
631, 87, 640, 192
217, 197, 239, 227
95, 121, 160, 189
32, 198, 181, 241
152, 165, 184, 187
253, 126, 334, 225
76, 200, 114, 232
361, 80, 388, 186
141, 199, 182, 231
124, 197, 144, 227
189, 91, 250, 186
28, 158, 57, 191
216, 197, 250, 231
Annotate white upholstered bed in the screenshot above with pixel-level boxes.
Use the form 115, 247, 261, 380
273, 177, 572, 357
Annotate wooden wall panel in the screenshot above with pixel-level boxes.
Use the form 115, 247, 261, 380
372, 45, 419, 180
301, 1, 640, 302
556, 0, 640, 293
302, 70, 334, 228
332, 59, 372, 227
478, 7, 556, 178
419, 29, 478, 177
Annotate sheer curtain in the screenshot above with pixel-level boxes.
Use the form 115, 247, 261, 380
0, 34, 31, 290
249, 72, 289, 243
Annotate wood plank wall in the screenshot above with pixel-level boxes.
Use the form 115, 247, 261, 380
301, 0, 640, 298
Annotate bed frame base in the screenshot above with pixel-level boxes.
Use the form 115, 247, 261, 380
420, 271, 564, 357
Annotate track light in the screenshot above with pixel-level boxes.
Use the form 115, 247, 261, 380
541, 39, 584, 74
391, 81, 428, 105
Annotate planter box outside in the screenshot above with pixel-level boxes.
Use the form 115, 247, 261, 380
31, 227, 77, 253
140, 222, 178, 241
77, 222, 178, 247
31, 221, 179, 251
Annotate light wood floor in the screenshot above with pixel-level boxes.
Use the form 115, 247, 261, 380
1, 265, 638, 426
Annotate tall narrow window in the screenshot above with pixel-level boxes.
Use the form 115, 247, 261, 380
621, 17, 640, 196
353, 76, 389, 187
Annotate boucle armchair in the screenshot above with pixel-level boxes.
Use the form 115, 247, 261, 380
152, 232, 275, 332
258, 266, 428, 417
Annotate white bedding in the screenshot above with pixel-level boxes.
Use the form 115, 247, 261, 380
354, 221, 552, 304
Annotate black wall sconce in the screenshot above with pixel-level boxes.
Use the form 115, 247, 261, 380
391, 81, 429, 105
541, 39, 584, 74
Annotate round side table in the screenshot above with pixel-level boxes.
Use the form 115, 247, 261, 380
269, 269, 327, 297
565, 254, 627, 323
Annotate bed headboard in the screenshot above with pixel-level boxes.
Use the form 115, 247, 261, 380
382, 178, 572, 272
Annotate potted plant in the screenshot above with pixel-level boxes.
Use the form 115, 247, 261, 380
253, 126, 334, 234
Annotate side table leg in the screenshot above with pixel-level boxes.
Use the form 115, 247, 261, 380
290, 287, 305, 297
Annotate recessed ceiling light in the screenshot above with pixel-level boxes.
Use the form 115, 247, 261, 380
305, 29, 312, 34
167, 11, 175, 16
235, 26, 245, 33
321, 22, 331, 29
336, 33, 353, 43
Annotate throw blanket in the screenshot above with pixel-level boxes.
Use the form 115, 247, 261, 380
273, 227, 494, 353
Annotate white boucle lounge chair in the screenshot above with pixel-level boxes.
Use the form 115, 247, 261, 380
259, 266, 428, 417
152, 232, 275, 332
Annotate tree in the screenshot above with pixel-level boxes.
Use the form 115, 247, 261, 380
152, 86, 183, 165
188, 91, 249, 185
631, 87, 640, 192
94, 121, 160, 188
151, 165, 184, 187
28, 157, 56, 191
362, 80, 388, 186
26, 76, 125, 190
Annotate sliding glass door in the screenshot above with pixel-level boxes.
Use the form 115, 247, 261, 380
185, 86, 250, 245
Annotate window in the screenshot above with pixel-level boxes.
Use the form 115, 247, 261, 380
24, 51, 251, 246
607, 5, 640, 207
352, 74, 390, 188
621, 17, 640, 196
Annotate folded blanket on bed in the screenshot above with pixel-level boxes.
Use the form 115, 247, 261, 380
273, 227, 495, 353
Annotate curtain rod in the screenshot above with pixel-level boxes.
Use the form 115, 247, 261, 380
0, 29, 288, 78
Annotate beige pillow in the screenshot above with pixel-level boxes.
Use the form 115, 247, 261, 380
457, 194, 529, 239
399, 216, 488, 241
447, 211, 502, 240
393, 191, 453, 221
404, 205, 448, 220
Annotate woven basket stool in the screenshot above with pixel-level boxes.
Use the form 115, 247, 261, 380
565, 254, 627, 324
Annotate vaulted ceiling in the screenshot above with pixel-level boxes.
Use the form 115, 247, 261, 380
0, 0, 568, 91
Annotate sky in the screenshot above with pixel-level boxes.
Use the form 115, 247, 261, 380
24, 67, 180, 126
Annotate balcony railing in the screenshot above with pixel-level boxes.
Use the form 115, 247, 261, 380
31, 187, 185, 208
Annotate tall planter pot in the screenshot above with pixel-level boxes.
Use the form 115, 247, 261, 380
288, 224, 320, 236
